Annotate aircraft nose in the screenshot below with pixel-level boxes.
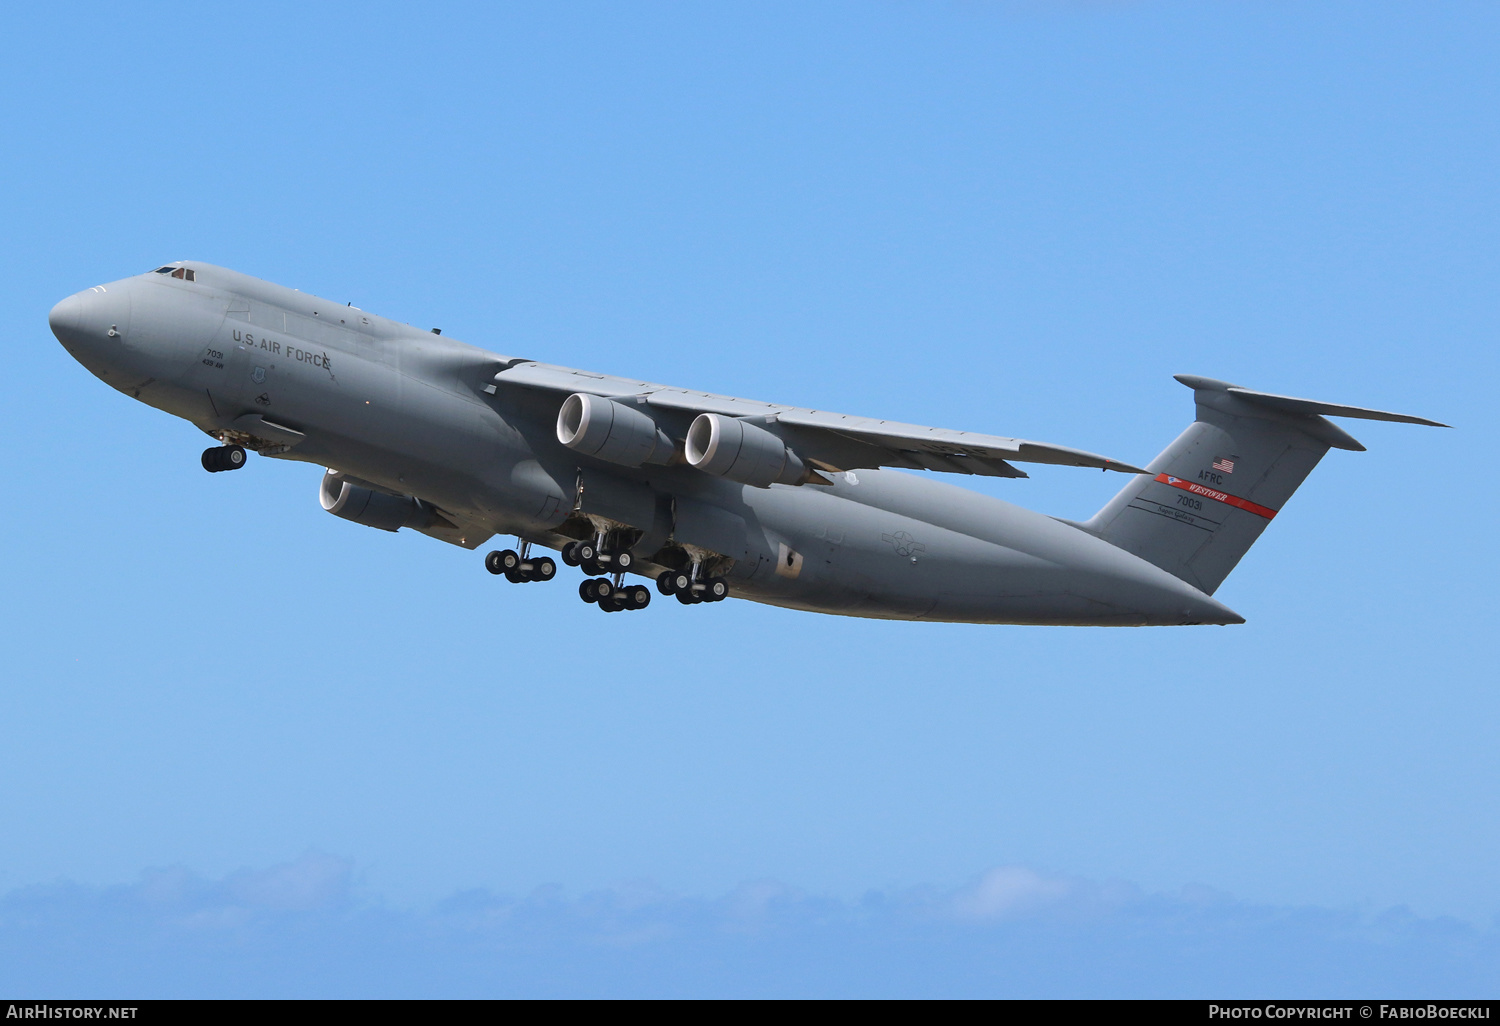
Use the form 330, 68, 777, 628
48, 293, 83, 345
49, 285, 131, 356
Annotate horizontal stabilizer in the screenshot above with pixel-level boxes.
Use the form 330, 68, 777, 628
1174, 375, 1449, 427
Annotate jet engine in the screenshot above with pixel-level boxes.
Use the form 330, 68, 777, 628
556, 392, 673, 467
684, 413, 806, 488
319, 470, 442, 532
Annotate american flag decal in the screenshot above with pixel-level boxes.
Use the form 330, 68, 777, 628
1212, 456, 1236, 474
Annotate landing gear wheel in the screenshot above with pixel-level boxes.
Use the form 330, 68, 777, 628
201, 445, 247, 473
533, 557, 556, 581
505, 569, 527, 583
561, 542, 581, 567
485, 549, 521, 576
614, 550, 634, 570
580, 579, 599, 603
575, 541, 597, 565
656, 570, 684, 595
593, 578, 614, 603
580, 559, 604, 577
629, 585, 651, 609
676, 589, 699, 605
706, 577, 729, 602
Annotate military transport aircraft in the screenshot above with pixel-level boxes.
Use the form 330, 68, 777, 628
49, 262, 1445, 624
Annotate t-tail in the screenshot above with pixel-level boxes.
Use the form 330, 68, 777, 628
1083, 375, 1447, 597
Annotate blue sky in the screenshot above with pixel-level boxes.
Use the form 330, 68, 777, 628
1, 1, 1495, 997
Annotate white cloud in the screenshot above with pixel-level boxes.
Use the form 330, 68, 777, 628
0, 854, 1495, 998
949, 865, 1076, 920
222, 851, 352, 912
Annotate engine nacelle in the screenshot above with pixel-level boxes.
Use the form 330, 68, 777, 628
684, 413, 806, 488
556, 392, 673, 467
319, 470, 439, 533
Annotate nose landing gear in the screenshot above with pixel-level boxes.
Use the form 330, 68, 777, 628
201, 445, 247, 473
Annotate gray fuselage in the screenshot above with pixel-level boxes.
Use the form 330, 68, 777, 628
49, 262, 1241, 626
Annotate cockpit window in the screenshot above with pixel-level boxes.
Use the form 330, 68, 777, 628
160, 267, 196, 281
154, 266, 174, 273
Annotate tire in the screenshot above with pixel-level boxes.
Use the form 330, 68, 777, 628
575, 541, 597, 564
533, 557, 556, 581
630, 585, 651, 609
203, 446, 246, 472
676, 590, 698, 605
579, 579, 599, 603
560, 542, 581, 567
580, 559, 602, 577
594, 579, 614, 601
484, 550, 507, 575
614, 550, 633, 570
504, 569, 526, 584
656, 571, 678, 595
706, 577, 729, 601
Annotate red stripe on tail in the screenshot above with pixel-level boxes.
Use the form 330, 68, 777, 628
1155, 474, 1278, 520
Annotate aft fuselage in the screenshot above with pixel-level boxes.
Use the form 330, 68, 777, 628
49, 263, 1241, 626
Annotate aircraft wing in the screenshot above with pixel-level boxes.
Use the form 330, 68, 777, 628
489, 360, 1148, 479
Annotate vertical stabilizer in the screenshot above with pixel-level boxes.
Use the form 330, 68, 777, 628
1084, 376, 1445, 595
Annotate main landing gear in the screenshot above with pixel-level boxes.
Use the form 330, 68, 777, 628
484, 540, 557, 584
578, 576, 652, 612
559, 538, 634, 577
558, 534, 652, 613
485, 533, 728, 614
201, 444, 247, 473
656, 567, 728, 605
